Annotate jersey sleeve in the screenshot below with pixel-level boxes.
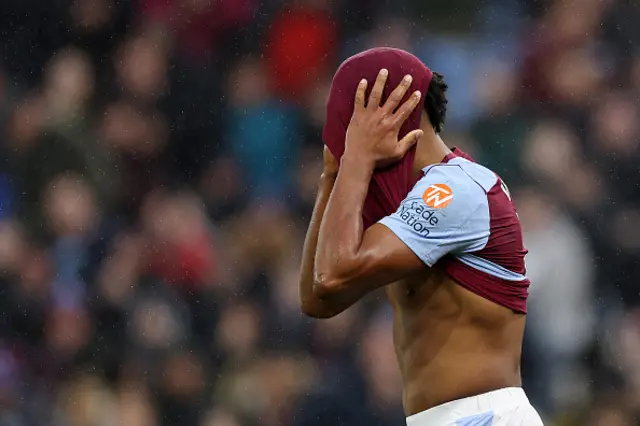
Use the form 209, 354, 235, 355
378, 165, 491, 267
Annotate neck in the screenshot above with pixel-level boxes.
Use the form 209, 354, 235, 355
413, 132, 451, 175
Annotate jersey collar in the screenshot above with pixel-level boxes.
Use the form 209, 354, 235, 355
442, 147, 474, 163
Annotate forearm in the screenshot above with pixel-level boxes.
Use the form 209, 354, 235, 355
299, 173, 351, 318
315, 155, 375, 295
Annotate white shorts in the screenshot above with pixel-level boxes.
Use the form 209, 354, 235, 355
406, 387, 544, 426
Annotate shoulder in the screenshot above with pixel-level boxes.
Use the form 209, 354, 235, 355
378, 162, 494, 267
407, 162, 492, 215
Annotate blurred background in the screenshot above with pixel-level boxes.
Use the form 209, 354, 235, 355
0, 0, 638, 425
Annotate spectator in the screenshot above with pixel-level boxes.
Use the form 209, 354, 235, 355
0, 0, 639, 424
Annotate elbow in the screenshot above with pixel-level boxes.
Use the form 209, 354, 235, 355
298, 283, 342, 319
297, 275, 347, 319
313, 256, 367, 299
312, 274, 345, 299
298, 275, 343, 319
314, 255, 365, 298
300, 301, 336, 319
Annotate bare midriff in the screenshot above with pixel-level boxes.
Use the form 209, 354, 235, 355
386, 265, 525, 416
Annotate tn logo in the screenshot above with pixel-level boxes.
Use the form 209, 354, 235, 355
422, 184, 454, 209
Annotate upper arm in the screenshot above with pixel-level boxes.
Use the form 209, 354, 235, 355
316, 165, 490, 297
352, 223, 426, 287
310, 221, 421, 308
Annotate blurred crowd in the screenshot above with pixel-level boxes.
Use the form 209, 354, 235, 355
0, 0, 640, 425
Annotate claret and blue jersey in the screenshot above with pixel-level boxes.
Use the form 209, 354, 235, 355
379, 148, 530, 313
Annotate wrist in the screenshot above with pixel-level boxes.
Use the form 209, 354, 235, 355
341, 150, 375, 172
339, 154, 375, 185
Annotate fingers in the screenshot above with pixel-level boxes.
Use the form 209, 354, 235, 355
397, 129, 424, 156
393, 90, 422, 125
367, 69, 388, 110
354, 79, 367, 112
382, 74, 413, 114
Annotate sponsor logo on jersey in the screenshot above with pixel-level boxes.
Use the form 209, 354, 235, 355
422, 184, 453, 209
396, 200, 440, 236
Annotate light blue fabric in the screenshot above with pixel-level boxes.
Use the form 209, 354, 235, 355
379, 163, 492, 267
456, 411, 494, 425
446, 157, 500, 191
457, 253, 527, 281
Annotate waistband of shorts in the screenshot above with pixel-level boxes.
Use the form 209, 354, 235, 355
406, 387, 529, 425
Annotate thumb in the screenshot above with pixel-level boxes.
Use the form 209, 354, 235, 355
398, 129, 423, 155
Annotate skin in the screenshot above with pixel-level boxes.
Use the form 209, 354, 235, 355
299, 69, 525, 415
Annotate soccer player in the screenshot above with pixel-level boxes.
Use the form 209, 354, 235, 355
299, 48, 543, 425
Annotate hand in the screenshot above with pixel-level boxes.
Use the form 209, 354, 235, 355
322, 145, 339, 178
344, 68, 423, 169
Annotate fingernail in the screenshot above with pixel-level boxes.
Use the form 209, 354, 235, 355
404, 74, 412, 83
359, 79, 367, 86
380, 69, 388, 76
414, 91, 421, 99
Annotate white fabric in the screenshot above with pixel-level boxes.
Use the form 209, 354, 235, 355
405, 388, 544, 426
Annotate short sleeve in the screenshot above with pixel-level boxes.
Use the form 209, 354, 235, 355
378, 165, 491, 267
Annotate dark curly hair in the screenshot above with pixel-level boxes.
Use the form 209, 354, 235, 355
424, 72, 448, 133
